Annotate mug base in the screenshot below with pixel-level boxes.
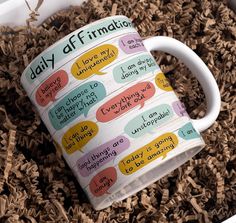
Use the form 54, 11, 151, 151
93, 144, 204, 210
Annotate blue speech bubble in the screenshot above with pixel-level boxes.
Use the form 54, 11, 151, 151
178, 122, 200, 140
113, 54, 159, 83
48, 81, 106, 130
124, 104, 174, 138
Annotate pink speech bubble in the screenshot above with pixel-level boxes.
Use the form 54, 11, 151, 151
119, 33, 146, 54
77, 136, 130, 177
35, 70, 68, 106
96, 81, 156, 122
172, 101, 188, 117
89, 167, 117, 197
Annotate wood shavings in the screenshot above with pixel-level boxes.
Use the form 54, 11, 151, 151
0, 107, 16, 130
25, 0, 44, 27
0, 0, 235, 222
111, 4, 118, 16
3, 130, 16, 180
17, 131, 52, 150
190, 197, 204, 213
0, 130, 16, 193
51, 199, 69, 222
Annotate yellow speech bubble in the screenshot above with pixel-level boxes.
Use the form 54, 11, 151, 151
62, 121, 98, 154
71, 44, 118, 80
155, 73, 173, 91
118, 132, 178, 175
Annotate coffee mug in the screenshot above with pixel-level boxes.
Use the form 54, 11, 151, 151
21, 15, 221, 210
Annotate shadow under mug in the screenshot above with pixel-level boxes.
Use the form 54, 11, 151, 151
21, 15, 221, 210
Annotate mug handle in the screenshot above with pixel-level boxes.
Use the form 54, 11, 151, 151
143, 36, 221, 132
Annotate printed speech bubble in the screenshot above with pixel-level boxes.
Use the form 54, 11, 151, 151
172, 101, 188, 117
62, 121, 98, 154
125, 104, 174, 138
96, 82, 156, 122
77, 136, 130, 177
48, 81, 106, 130
35, 70, 68, 107
119, 33, 146, 54
89, 167, 117, 197
113, 54, 159, 83
71, 44, 118, 80
155, 73, 173, 91
119, 132, 178, 175
178, 122, 200, 140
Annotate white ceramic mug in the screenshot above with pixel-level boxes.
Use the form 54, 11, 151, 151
21, 15, 221, 210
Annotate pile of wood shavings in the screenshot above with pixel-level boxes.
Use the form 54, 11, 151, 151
0, 0, 235, 222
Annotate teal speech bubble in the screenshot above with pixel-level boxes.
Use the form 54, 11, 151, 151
124, 104, 174, 138
48, 81, 106, 130
113, 54, 159, 83
178, 122, 200, 140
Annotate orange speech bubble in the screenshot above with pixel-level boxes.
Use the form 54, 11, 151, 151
89, 167, 117, 197
61, 121, 98, 154
118, 133, 178, 175
155, 73, 173, 91
71, 44, 118, 80
35, 70, 68, 106
96, 82, 156, 122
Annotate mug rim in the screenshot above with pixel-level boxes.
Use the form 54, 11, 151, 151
21, 15, 129, 80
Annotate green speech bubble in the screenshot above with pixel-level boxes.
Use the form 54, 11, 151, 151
49, 81, 106, 130
124, 104, 174, 138
178, 122, 200, 140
